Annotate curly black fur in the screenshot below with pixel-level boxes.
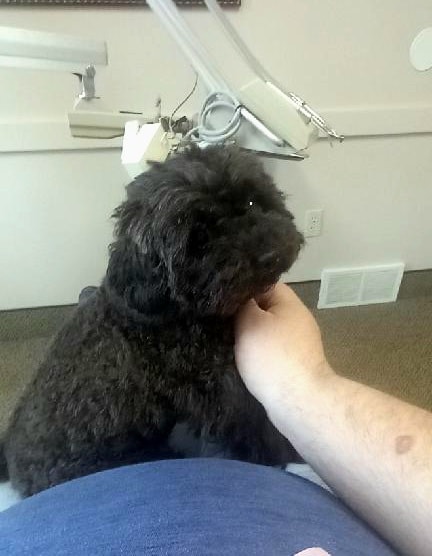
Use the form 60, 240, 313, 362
2, 146, 303, 497
0, 442, 7, 481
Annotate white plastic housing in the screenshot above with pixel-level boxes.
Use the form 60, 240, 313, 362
238, 79, 319, 151
121, 121, 171, 179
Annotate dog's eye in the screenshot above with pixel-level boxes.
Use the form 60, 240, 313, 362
241, 198, 258, 214
244, 194, 275, 214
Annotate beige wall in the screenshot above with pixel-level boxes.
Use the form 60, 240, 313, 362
1, 0, 432, 309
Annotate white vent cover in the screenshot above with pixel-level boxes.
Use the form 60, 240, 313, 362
318, 263, 405, 309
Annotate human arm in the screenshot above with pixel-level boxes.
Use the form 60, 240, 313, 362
235, 283, 432, 556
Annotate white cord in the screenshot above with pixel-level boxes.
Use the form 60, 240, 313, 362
185, 91, 242, 145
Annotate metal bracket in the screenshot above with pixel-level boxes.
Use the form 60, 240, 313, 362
74, 64, 98, 101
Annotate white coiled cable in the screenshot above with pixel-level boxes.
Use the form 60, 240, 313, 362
185, 91, 242, 144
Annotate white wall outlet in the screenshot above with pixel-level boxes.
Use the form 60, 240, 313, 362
304, 209, 323, 237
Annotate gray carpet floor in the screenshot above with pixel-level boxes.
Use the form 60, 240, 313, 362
0, 272, 431, 436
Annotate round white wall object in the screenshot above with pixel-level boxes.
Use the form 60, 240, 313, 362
410, 27, 432, 71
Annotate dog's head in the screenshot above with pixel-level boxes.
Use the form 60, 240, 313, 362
108, 146, 303, 318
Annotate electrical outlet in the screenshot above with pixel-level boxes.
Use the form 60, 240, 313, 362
304, 209, 323, 237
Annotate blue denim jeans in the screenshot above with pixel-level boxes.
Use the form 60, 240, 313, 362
0, 459, 398, 555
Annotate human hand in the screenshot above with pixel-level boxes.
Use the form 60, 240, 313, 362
237, 286, 432, 556
235, 283, 334, 412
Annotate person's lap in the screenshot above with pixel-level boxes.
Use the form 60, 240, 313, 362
0, 458, 398, 556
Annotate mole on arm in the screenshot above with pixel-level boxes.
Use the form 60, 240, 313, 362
395, 435, 414, 455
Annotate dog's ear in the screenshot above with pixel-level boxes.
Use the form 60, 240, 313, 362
107, 198, 175, 315
152, 208, 196, 304
112, 200, 151, 250
108, 193, 200, 316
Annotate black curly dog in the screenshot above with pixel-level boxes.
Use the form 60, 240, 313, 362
0, 146, 303, 497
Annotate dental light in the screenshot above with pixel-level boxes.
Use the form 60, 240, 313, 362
0, 3, 344, 176
0, 25, 152, 139
0, 25, 106, 73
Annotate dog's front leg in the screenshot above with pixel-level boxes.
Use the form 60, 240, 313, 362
185, 367, 297, 466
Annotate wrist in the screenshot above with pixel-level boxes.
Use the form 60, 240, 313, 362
264, 360, 338, 423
